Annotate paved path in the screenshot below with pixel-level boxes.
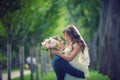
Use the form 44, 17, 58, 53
2, 70, 30, 80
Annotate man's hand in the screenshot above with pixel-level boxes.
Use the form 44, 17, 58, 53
50, 50, 57, 54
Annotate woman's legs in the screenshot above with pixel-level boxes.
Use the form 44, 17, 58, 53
53, 65, 65, 80
52, 57, 65, 80
52, 57, 85, 80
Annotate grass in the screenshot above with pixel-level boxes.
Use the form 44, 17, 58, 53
13, 70, 110, 80
87, 70, 110, 80
12, 71, 56, 80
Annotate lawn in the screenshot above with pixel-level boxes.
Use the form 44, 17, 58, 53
87, 70, 110, 80
13, 70, 110, 80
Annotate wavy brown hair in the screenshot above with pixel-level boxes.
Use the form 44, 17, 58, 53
63, 25, 86, 53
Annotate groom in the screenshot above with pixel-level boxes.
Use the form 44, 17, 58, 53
52, 54, 85, 80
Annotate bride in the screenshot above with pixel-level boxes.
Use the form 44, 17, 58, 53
51, 25, 90, 80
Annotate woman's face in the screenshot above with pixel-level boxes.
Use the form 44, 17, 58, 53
63, 32, 71, 42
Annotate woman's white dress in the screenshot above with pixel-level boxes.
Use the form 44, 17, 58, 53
64, 43, 90, 80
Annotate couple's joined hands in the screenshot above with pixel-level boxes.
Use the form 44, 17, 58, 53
50, 50, 57, 54
50, 49, 62, 54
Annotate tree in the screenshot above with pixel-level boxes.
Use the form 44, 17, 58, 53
98, 0, 120, 79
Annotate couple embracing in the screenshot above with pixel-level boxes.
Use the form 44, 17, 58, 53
49, 25, 90, 80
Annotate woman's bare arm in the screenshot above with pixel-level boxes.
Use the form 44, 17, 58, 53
51, 44, 81, 62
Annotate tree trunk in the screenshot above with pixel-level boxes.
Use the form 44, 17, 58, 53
99, 0, 120, 79
91, 29, 99, 70
99, 0, 110, 75
7, 43, 11, 80
29, 47, 34, 80
34, 46, 39, 80
6, 9, 12, 80
19, 45, 25, 80
106, 0, 120, 79
40, 50, 47, 77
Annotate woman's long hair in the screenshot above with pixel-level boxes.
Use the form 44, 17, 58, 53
63, 25, 86, 53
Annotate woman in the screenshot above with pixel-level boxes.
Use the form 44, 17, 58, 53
51, 25, 90, 80
51, 36, 85, 80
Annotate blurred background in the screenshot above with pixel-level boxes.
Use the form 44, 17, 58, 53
0, 0, 120, 80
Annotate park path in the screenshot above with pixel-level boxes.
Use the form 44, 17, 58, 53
2, 70, 30, 80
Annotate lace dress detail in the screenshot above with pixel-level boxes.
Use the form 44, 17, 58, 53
64, 43, 89, 80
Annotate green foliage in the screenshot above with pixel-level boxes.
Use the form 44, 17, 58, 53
0, 0, 102, 68
65, 0, 102, 41
0, 54, 6, 62
0, 22, 7, 37
0, 52, 7, 67
0, 0, 102, 43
